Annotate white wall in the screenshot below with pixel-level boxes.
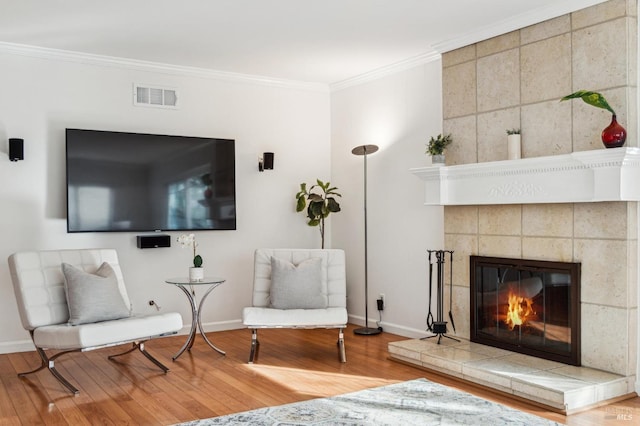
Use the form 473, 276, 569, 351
330, 61, 445, 337
0, 50, 331, 352
0, 48, 452, 351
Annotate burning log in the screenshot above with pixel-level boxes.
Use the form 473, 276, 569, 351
505, 291, 536, 329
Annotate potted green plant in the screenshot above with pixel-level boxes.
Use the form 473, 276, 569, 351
506, 128, 521, 160
560, 90, 626, 148
295, 179, 341, 249
426, 134, 452, 164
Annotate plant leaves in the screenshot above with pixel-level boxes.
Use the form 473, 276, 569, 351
427, 133, 452, 155
327, 197, 341, 213
296, 196, 306, 212
296, 178, 341, 236
309, 201, 324, 217
561, 90, 615, 114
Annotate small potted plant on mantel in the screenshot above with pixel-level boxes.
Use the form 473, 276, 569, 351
560, 90, 626, 148
506, 128, 521, 160
426, 133, 452, 164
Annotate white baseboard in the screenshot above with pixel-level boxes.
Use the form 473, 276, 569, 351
178, 318, 244, 336
0, 339, 35, 354
347, 314, 430, 339
2, 319, 438, 354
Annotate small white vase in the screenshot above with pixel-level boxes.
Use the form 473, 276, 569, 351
507, 134, 521, 160
431, 154, 445, 165
189, 267, 204, 282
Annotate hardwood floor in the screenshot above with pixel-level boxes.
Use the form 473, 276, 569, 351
0, 325, 638, 425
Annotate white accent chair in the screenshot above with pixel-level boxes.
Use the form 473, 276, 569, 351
8, 249, 183, 394
242, 249, 348, 363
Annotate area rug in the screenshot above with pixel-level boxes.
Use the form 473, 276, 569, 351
176, 378, 561, 425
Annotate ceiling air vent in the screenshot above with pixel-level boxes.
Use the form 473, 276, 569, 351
133, 83, 178, 108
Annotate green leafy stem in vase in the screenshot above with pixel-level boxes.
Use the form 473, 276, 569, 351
560, 89, 626, 149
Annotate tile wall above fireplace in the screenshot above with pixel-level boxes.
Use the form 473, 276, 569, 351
431, 0, 638, 380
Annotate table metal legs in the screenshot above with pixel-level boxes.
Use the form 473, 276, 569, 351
197, 284, 226, 355
172, 283, 225, 360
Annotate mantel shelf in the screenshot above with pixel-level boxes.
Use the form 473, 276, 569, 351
410, 147, 640, 206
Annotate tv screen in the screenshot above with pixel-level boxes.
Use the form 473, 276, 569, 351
66, 128, 236, 233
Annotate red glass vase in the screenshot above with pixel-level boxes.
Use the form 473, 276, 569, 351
601, 114, 626, 148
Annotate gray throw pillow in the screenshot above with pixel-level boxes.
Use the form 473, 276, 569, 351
270, 257, 327, 309
62, 262, 131, 325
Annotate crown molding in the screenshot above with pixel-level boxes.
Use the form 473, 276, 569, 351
0, 41, 329, 93
433, 0, 608, 53
0, 0, 608, 93
329, 0, 607, 91
330, 50, 441, 92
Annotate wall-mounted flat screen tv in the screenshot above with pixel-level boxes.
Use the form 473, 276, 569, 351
66, 128, 236, 233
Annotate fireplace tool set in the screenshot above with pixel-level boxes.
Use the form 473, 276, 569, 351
423, 249, 459, 344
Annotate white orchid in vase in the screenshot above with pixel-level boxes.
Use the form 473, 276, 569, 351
178, 233, 204, 282
177, 233, 203, 267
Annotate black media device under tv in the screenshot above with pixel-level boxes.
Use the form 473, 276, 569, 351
136, 234, 171, 249
66, 128, 236, 233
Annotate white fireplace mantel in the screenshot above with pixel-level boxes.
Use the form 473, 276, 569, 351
410, 147, 640, 205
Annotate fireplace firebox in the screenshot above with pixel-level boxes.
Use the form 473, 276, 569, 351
470, 256, 581, 365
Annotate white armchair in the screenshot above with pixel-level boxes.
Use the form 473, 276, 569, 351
8, 248, 183, 394
242, 249, 348, 363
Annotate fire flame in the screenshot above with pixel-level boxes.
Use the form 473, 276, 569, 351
505, 291, 535, 330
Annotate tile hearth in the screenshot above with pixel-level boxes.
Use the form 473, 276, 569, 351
389, 337, 635, 414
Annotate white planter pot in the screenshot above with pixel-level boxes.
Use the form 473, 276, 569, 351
507, 134, 521, 160
189, 267, 204, 282
431, 154, 445, 164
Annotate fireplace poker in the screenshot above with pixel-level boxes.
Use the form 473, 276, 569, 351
448, 250, 456, 333
426, 250, 434, 332
422, 249, 459, 344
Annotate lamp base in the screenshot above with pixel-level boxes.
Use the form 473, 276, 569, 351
353, 326, 382, 335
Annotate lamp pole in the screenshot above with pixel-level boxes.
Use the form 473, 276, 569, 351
352, 144, 381, 336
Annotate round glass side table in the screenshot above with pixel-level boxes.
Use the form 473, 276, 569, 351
165, 277, 226, 360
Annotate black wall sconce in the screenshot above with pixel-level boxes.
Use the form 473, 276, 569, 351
258, 152, 274, 172
9, 138, 24, 161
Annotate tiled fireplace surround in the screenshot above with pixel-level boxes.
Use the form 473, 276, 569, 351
389, 0, 639, 414
444, 195, 637, 380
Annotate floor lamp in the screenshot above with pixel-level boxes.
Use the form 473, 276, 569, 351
352, 144, 381, 335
